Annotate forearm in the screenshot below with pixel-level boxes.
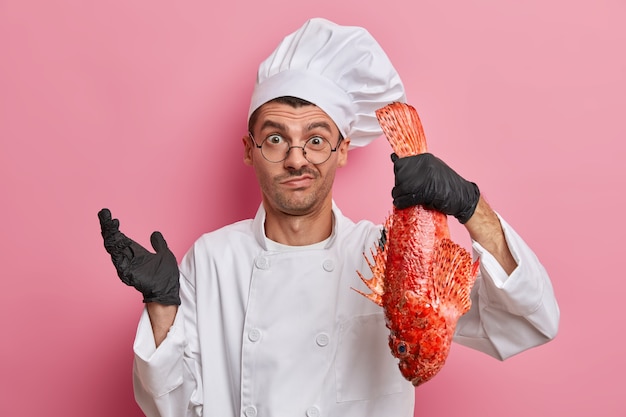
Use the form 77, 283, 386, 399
146, 303, 178, 347
456, 211, 560, 358
463, 196, 517, 275
134, 305, 199, 416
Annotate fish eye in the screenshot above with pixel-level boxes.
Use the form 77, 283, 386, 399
397, 342, 408, 356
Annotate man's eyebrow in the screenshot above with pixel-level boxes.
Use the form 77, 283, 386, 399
259, 120, 286, 131
306, 121, 333, 133
258, 120, 333, 133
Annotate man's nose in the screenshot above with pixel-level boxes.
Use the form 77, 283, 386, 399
283, 145, 309, 168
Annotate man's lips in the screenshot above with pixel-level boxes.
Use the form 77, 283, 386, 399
280, 175, 314, 188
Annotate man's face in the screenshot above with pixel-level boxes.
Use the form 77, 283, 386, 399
243, 101, 350, 217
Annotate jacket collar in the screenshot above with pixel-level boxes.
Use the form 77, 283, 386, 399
252, 201, 343, 250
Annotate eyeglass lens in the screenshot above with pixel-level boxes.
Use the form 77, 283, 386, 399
261, 137, 333, 164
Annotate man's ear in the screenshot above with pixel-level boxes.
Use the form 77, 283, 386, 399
243, 135, 253, 166
337, 137, 350, 167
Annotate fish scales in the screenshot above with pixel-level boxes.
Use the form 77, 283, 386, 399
355, 102, 479, 387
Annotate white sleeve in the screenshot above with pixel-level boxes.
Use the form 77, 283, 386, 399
453, 214, 560, 360
132, 272, 204, 417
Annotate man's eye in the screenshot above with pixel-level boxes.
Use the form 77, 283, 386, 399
266, 134, 283, 145
307, 136, 328, 150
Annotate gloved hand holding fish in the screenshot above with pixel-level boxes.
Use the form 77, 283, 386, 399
355, 102, 480, 386
391, 151, 480, 224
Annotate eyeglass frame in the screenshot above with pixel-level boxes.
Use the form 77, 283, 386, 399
248, 132, 344, 165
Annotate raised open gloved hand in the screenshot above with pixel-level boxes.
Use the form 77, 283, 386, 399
391, 153, 480, 224
97, 208, 181, 305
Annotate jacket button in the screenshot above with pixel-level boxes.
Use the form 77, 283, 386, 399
255, 256, 270, 269
243, 405, 257, 417
322, 259, 334, 271
315, 333, 330, 347
248, 329, 261, 342
306, 406, 320, 417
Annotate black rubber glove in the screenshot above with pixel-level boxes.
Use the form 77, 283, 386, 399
98, 208, 181, 305
391, 153, 480, 224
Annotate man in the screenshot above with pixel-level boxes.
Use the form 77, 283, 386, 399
98, 18, 559, 417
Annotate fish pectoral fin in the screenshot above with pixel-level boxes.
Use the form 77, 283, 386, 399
351, 284, 383, 306
353, 219, 391, 307
431, 238, 479, 315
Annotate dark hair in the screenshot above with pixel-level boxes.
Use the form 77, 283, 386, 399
248, 96, 314, 134
247, 96, 344, 142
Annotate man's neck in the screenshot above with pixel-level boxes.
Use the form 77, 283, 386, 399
263, 200, 334, 246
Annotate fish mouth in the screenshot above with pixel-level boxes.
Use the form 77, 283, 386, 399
411, 377, 423, 386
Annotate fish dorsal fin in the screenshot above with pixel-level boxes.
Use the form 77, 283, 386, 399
430, 238, 479, 318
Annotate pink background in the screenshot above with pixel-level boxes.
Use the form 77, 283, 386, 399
1, 1, 624, 416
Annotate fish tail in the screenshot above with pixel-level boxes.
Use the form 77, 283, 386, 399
375, 102, 428, 157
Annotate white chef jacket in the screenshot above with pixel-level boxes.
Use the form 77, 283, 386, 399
132, 202, 559, 417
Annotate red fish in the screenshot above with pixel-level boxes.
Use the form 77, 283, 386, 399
356, 102, 479, 386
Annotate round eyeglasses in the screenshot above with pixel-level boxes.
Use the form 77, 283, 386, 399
249, 132, 342, 165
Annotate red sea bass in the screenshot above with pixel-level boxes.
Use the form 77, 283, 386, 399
356, 102, 479, 386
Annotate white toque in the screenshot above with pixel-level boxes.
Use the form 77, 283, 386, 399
248, 17, 406, 148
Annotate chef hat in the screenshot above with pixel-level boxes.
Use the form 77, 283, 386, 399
248, 18, 406, 148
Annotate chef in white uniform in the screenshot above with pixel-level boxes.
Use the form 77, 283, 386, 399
98, 18, 559, 417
